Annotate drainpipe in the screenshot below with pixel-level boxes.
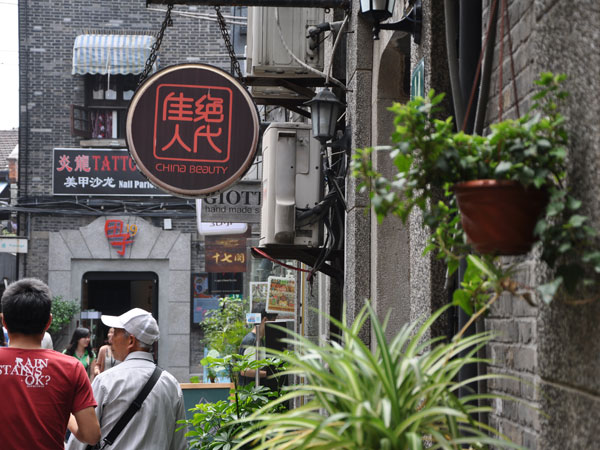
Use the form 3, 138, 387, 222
474, 0, 499, 135
458, 0, 481, 133
445, 0, 485, 425
444, 0, 463, 128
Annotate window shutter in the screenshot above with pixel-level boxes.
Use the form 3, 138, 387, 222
70, 105, 92, 138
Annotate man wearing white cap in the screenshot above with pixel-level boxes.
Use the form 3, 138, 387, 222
66, 308, 187, 450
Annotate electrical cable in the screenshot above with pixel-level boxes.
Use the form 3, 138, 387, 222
325, 13, 348, 86
274, 7, 346, 91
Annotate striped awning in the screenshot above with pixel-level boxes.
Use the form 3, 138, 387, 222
72, 34, 157, 75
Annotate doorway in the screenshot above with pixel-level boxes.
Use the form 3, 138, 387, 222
81, 271, 158, 350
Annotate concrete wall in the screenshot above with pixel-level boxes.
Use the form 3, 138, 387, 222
345, 0, 452, 347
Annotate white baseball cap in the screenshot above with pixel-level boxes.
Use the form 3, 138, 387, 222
101, 308, 160, 345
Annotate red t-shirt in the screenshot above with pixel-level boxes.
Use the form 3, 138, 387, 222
0, 348, 97, 450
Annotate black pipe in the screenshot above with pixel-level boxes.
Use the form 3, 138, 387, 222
147, 0, 350, 8
444, 0, 464, 128
474, 0, 499, 135
458, 0, 481, 133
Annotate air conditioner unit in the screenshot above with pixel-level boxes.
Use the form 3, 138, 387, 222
246, 7, 324, 77
260, 123, 322, 247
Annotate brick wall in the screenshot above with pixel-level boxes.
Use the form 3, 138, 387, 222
19, 0, 231, 279
482, 1, 600, 448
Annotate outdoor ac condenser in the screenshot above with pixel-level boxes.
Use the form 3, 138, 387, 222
260, 123, 322, 247
246, 7, 324, 77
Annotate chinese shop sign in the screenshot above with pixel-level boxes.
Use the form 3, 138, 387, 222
105, 219, 138, 256
126, 63, 260, 197
266, 276, 296, 315
205, 234, 247, 273
53, 148, 166, 196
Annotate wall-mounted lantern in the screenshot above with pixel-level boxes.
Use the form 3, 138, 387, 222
359, 0, 422, 42
305, 88, 345, 145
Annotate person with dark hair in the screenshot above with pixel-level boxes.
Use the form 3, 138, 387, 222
93, 327, 120, 376
63, 327, 96, 380
0, 278, 100, 450
238, 308, 278, 386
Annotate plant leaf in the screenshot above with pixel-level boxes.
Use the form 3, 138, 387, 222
537, 277, 563, 304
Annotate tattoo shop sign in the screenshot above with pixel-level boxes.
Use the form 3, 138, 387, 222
126, 63, 260, 198
53, 148, 166, 196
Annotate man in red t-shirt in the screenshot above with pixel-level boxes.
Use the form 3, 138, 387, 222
0, 278, 101, 450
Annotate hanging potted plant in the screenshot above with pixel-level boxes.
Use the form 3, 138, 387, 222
352, 72, 600, 311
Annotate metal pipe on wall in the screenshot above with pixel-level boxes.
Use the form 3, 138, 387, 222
458, 0, 481, 133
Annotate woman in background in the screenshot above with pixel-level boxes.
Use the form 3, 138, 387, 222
94, 327, 120, 376
63, 327, 96, 380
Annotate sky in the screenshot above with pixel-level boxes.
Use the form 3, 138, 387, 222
0, 0, 18, 130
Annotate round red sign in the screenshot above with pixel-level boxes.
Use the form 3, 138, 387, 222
126, 63, 259, 197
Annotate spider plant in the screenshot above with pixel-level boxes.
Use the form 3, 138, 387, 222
234, 304, 525, 450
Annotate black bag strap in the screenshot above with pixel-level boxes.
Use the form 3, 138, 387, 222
100, 365, 163, 448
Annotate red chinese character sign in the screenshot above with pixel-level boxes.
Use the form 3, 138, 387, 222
104, 219, 137, 256
126, 64, 259, 197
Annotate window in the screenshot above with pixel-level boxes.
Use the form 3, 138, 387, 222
70, 34, 156, 141
71, 74, 139, 140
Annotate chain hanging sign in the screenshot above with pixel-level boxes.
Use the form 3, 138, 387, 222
126, 63, 260, 197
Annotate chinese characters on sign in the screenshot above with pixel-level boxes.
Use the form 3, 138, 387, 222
156, 88, 231, 161
266, 277, 296, 315
205, 235, 247, 273
53, 149, 164, 196
127, 64, 259, 197
104, 219, 137, 256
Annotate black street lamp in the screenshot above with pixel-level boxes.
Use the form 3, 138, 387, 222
305, 88, 345, 145
359, 0, 422, 42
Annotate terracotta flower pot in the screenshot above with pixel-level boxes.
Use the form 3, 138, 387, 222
453, 180, 549, 255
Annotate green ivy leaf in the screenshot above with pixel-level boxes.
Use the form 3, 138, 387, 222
558, 242, 571, 253
466, 254, 496, 279
452, 290, 473, 316
568, 215, 587, 227
494, 161, 512, 175
537, 277, 563, 304
566, 197, 582, 211
546, 201, 564, 216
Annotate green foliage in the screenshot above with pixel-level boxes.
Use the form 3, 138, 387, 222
235, 304, 525, 450
351, 72, 599, 310
201, 296, 250, 356
48, 296, 79, 335
180, 353, 286, 450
